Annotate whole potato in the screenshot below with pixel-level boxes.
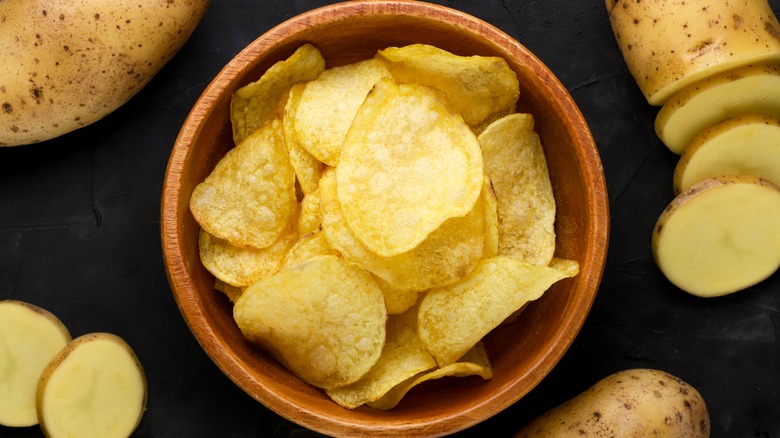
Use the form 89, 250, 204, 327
515, 368, 710, 437
0, 0, 210, 146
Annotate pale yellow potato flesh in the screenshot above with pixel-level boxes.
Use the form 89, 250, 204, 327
655, 64, 780, 154
605, 0, 780, 106
0, 0, 210, 146
514, 368, 710, 437
652, 175, 780, 297
0, 301, 71, 427
675, 115, 780, 193
37, 333, 147, 438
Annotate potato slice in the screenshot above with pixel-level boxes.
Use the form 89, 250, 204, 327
653, 175, 780, 296
282, 83, 326, 196
377, 44, 519, 126
280, 230, 338, 269
297, 187, 322, 236
37, 333, 147, 438
0, 301, 71, 427
190, 118, 297, 249
231, 43, 325, 145
605, 0, 780, 106
674, 115, 780, 193
320, 168, 485, 292
478, 113, 556, 265
336, 79, 484, 256
418, 256, 579, 366
289, 57, 392, 166
655, 63, 780, 154
233, 255, 387, 390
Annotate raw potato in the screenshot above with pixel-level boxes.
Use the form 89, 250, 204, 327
653, 175, 780, 297
674, 115, 780, 193
655, 64, 780, 154
514, 369, 710, 437
0, 0, 210, 146
605, 0, 780, 106
0, 300, 71, 427
37, 333, 147, 438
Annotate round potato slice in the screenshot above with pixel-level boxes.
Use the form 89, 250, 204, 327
233, 255, 387, 390
336, 79, 484, 257
674, 115, 780, 193
0, 301, 71, 427
37, 333, 147, 438
653, 175, 780, 296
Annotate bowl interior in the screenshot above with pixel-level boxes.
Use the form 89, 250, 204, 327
162, 1, 608, 436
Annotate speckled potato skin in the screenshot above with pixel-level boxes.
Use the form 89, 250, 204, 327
514, 369, 710, 437
0, 0, 210, 146
606, 0, 780, 106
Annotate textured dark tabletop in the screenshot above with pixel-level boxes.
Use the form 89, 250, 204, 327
1, 1, 778, 437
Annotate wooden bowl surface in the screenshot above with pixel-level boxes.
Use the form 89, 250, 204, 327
161, 1, 609, 436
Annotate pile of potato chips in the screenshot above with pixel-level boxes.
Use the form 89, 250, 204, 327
189, 43, 579, 409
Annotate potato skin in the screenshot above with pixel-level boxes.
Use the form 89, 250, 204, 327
0, 0, 210, 146
514, 369, 710, 437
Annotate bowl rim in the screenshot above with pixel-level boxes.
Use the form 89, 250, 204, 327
161, 1, 609, 436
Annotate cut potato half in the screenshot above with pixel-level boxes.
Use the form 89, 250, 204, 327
652, 175, 780, 297
655, 64, 780, 154
36, 333, 147, 438
0, 301, 71, 427
605, 0, 780, 106
674, 115, 780, 193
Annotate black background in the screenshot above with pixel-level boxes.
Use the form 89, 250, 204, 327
1, 1, 778, 437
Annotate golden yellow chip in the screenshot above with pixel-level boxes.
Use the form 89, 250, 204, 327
336, 79, 484, 257
233, 255, 386, 390
231, 43, 325, 145
418, 256, 579, 366
213, 279, 245, 303
377, 44, 519, 127
320, 169, 484, 292
290, 57, 392, 166
325, 304, 437, 409
280, 230, 338, 269
367, 341, 493, 410
282, 83, 326, 195
190, 118, 297, 249
372, 275, 420, 316
478, 113, 556, 266
297, 187, 322, 236
199, 227, 297, 287
482, 178, 500, 258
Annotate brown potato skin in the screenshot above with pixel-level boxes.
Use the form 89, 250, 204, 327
0, 0, 210, 146
514, 369, 710, 437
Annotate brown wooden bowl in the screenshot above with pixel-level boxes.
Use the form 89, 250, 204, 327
161, 1, 609, 436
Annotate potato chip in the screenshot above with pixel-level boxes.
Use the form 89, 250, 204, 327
190, 118, 297, 249
281, 230, 338, 269
478, 113, 556, 266
213, 279, 245, 303
418, 256, 579, 366
290, 57, 392, 166
282, 83, 326, 195
482, 178, 500, 258
336, 79, 484, 256
377, 44, 519, 127
325, 304, 437, 409
297, 187, 322, 236
320, 168, 484, 292
233, 255, 386, 390
372, 275, 420, 316
199, 226, 297, 287
367, 341, 493, 410
230, 43, 325, 145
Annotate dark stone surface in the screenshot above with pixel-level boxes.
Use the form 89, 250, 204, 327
1, 1, 778, 437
